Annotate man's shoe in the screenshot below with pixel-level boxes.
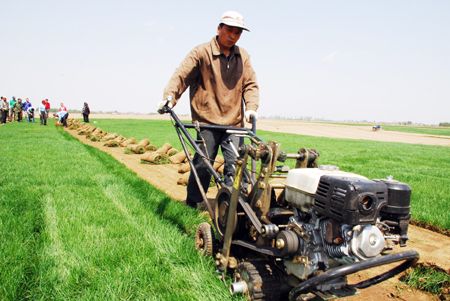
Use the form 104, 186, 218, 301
186, 200, 197, 209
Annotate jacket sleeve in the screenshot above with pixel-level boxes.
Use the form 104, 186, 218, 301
163, 47, 200, 106
241, 53, 259, 112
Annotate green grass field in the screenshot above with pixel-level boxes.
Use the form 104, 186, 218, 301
381, 125, 450, 137
92, 118, 450, 231
0, 122, 243, 300
322, 121, 450, 137
1, 119, 449, 299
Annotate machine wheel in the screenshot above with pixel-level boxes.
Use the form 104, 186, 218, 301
195, 222, 213, 256
214, 187, 237, 236
235, 261, 283, 301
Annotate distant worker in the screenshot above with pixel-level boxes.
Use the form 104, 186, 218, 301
53, 110, 69, 127
44, 99, 51, 116
38, 100, 48, 125
1, 97, 9, 125
9, 96, 16, 122
158, 11, 259, 208
82, 102, 90, 123
23, 98, 32, 112
59, 102, 67, 112
22, 98, 34, 123
14, 98, 23, 122
27, 106, 35, 123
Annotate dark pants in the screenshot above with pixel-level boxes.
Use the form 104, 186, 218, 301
40, 111, 47, 125
27, 113, 35, 122
187, 129, 239, 204
61, 113, 69, 127
83, 113, 89, 122
1, 110, 7, 123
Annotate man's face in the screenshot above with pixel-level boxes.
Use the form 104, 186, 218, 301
217, 24, 243, 49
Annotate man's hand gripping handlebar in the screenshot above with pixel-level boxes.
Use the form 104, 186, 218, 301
157, 96, 174, 114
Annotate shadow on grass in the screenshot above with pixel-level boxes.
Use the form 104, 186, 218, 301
13, 189, 45, 300
74, 138, 205, 236
154, 195, 200, 234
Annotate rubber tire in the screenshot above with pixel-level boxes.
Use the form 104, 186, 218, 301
195, 222, 213, 256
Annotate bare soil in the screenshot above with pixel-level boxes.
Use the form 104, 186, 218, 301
65, 120, 449, 301
256, 119, 450, 147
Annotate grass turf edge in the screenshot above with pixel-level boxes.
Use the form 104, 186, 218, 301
400, 263, 450, 297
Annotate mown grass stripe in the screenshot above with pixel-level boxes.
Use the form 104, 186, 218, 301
42, 193, 72, 283
0, 122, 242, 300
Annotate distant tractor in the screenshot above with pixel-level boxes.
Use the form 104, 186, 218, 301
372, 124, 382, 131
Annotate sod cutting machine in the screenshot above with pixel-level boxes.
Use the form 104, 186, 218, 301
161, 103, 419, 301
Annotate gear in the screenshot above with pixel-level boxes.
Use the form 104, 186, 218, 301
235, 261, 284, 301
195, 222, 213, 256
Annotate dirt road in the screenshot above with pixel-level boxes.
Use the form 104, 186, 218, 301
256, 119, 450, 147
66, 126, 448, 301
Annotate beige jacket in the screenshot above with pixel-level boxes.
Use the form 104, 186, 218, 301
163, 37, 259, 126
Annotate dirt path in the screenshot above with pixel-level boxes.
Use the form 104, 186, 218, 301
66, 127, 448, 300
256, 119, 450, 147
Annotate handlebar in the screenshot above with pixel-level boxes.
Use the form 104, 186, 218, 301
160, 103, 258, 137
250, 115, 256, 134
157, 100, 171, 114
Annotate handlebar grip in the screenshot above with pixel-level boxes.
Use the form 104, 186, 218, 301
251, 116, 256, 134
158, 99, 172, 114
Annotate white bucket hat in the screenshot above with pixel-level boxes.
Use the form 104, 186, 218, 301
220, 11, 250, 31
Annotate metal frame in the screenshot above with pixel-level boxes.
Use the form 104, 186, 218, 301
165, 105, 257, 230
162, 104, 420, 299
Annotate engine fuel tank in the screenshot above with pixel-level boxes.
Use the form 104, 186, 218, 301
285, 167, 367, 212
314, 176, 388, 225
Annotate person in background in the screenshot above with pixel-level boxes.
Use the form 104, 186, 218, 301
1, 97, 9, 125
44, 99, 51, 117
14, 98, 23, 122
27, 106, 35, 123
81, 102, 90, 122
158, 11, 259, 208
53, 110, 69, 127
38, 100, 47, 125
9, 96, 16, 122
23, 98, 32, 113
59, 102, 67, 112
23, 98, 33, 122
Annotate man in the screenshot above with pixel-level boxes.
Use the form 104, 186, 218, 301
44, 99, 51, 117
27, 106, 35, 123
9, 96, 16, 122
1, 97, 9, 124
14, 98, 23, 122
53, 110, 69, 127
59, 102, 67, 112
23, 98, 32, 112
38, 100, 48, 125
82, 102, 90, 122
23, 98, 33, 122
158, 11, 259, 208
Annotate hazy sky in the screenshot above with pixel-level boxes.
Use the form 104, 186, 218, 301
1, 0, 449, 124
